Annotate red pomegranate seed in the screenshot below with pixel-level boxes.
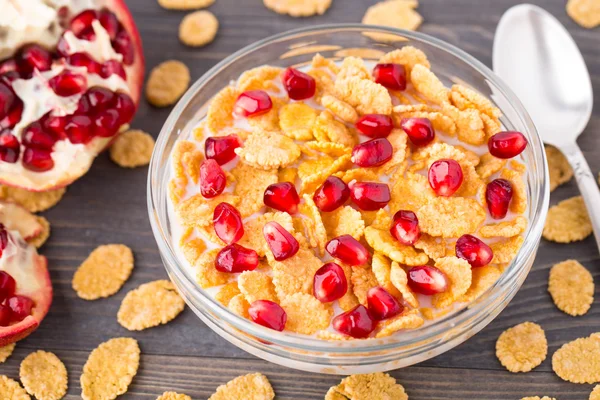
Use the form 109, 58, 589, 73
488, 131, 528, 159
428, 159, 463, 196
455, 234, 493, 268
100, 60, 127, 80
390, 210, 420, 245
82, 87, 115, 112
67, 53, 102, 75
407, 265, 448, 295
205, 134, 242, 165
351, 138, 393, 167
0, 271, 16, 302
199, 159, 226, 198
22, 148, 54, 172
313, 262, 348, 303
332, 305, 376, 338
0, 59, 17, 75
64, 115, 93, 144
263, 182, 300, 214
113, 93, 136, 125
112, 30, 135, 65
349, 181, 390, 211
367, 286, 403, 321
99, 10, 120, 40
49, 71, 87, 97
355, 114, 394, 138
70, 9, 98, 37
282, 67, 316, 100
0, 100, 22, 129
401, 117, 435, 147
326, 234, 369, 266
263, 221, 299, 261
1, 71, 20, 85
313, 176, 350, 212
215, 243, 258, 273
0, 304, 11, 326
17, 44, 52, 75
0, 224, 6, 253
372, 63, 407, 91
234, 90, 272, 117
42, 115, 67, 139
213, 202, 244, 244
485, 178, 513, 219
248, 300, 287, 331
93, 109, 121, 137
0, 130, 20, 163
22, 123, 57, 150
7, 295, 34, 322
0, 83, 15, 118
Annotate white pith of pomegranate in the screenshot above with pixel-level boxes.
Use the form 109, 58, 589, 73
0, 0, 144, 192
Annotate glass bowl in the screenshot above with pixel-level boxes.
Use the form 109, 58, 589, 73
148, 24, 549, 374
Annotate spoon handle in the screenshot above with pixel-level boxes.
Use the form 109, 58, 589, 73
562, 142, 600, 251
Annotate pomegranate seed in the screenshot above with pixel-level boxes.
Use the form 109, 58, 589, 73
0, 271, 16, 302
0, 100, 22, 129
17, 44, 52, 75
0, 304, 11, 326
0, 59, 17, 75
213, 202, 244, 244
7, 295, 34, 322
263, 182, 300, 214
407, 265, 448, 295
1, 71, 20, 85
372, 63, 407, 91
313, 176, 350, 212
0, 130, 20, 163
234, 90, 272, 117
428, 159, 463, 196
0, 224, 8, 258
326, 235, 369, 266
22, 123, 57, 150
42, 115, 68, 139
486, 179, 513, 219
205, 134, 242, 165
113, 93, 136, 125
488, 131, 528, 159
355, 114, 394, 138
248, 300, 287, 331
215, 243, 258, 273
349, 181, 390, 211
64, 115, 93, 144
49, 71, 87, 97
112, 30, 135, 65
367, 286, 403, 321
70, 9, 98, 37
313, 262, 348, 303
22, 148, 54, 172
401, 117, 435, 147
67, 53, 102, 75
0, 83, 15, 118
351, 138, 393, 167
99, 10, 120, 40
456, 234, 493, 268
390, 210, 420, 245
82, 87, 115, 112
332, 305, 376, 338
282, 67, 316, 100
199, 159, 226, 198
263, 221, 299, 261
100, 60, 127, 80
92, 109, 121, 137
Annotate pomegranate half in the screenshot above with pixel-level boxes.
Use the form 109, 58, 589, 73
0, 201, 52, 346
0, 0, 144, 192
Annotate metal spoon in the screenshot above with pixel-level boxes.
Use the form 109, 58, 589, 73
493, 3, 600, 249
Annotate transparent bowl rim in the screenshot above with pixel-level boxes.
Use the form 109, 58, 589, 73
148, 23, 549, 353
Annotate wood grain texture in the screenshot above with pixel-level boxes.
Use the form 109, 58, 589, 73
1, 0, 599, 399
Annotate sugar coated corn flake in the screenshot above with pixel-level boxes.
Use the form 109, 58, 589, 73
545, 145, 573, 191
279, 102, 317, 140
72, 244, 134, 300
146, 60, 190, 107
118, 280, 186, 331
476, 153, 506, 180
491, 236, 524, 264
590, 385, 600, 400
362, 0, 423, 42
500, 168, 527, 214
240, 212, 294, 257
431, 256, 472, 308
322, 206, 365, 240
157, 392, 192, 400
338, 263, 360, 311
418, 197, 486, 238
0, 376, 30, 400
0, 185, 65, 212
332, 372, 409, 400
371, 252, 401, 297
378, 46, 430, 75
109, 129, 155, 168
179, 10, 218, 47
207, 86, 239, 133
232, 162, 278, 217
299, 194, 328, 254
548, 260, 594, 316
459, 265, 501, 303
270, 248, 322, 299
321, 94, 359, 124
215, 282, 241, 306
237, 66, 283, 93
263, 0, 331, 17
414, 234, 446, 260
410, 64, 449, 105
566, 0, 600, 28
552, 333, 600, 383
334, 76, 393, 115
451, 84, 501, 118
312, 111, 358, 148
480, 216, 528, 238
390, 261, 419, 308
496, 321, 547, 373
20, 350, 68, 400
235, 130, 301, 170
365, 226, 429, 266
196, 249, 229, 288
238, 271, 279, 304
376, 309, 424, 338
228, 294, 250, 317
177, 193, 239, 228
181, 237, 207, 265
351, 266, 380, 306
543, 196, 592, 243
0, 343, 15, 363
209, 373, 275, 400
281, 293, 332, 335
389, 172, 435, 212
81, 338, 140, 400
300, 154, 352, 194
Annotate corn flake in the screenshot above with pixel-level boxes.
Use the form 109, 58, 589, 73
590, 385, 600, 400
451, 84, 501, 118
278, 167, 297, 184
491, 236, 524, 264
566, 0, 600, 28
0, 376, 30, 400
177, 193, 239, 228
281, 293, 332, 335
215, 282, 241, 306
500, 168, 527, 214
338, 263, 360, 311
181, 238, 207, 265
109, 129, 155, 168
300, 154, 352, 194
334, 76, 392, 115
207, 86, 239, 133
235, 130, 301, 170
278, 102, 317, 140
231, 162, 277, 217
321, 94, 359, 124
311, 53, 340, 74
238, 271, 278, 303
365, 226, 429, 266
543, 196, 592, 243
389, 172, 435, 213
333, 372, 408, 400
553, 333, 600, 383
81, 338, 140, 400
459, 265, 501, 303
0, 343, 15, 363
72, 244, 134, 300
196, 249, 229, 288
390, 261, 419, 308
208, 373, 274, 400
351, 266, 379, 306
146, 60, 190, 107
496, 322, 547, 373
179, 10, 218, 47
270, 248, 322, 299
410, 64, 449, 105
0, 185, 65, 212
322, 206, 365, 240
20, 350, 68, 400
376, 309, 424, 338
418, 197, 485, 238
480, 216, 528, 238
371, 253, 401, 296
237, 66, 283, 93
312, 111, 358, 148
431, 256, 472, 308
545, 145, 573, 191
476, 153, 506, 179
378, 46, 430, 75
228, 294, 250, 317
157, 392, 192, 400
548, 260, 594, 316
239, 212, 294, 257
414, 234, 446, 260
247, 97, 284, 132
362, 0, 423, 42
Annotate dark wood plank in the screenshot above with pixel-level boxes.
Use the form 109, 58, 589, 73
1, 0, 599, 398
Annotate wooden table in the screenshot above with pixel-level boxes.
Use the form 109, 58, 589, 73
1, 0, 599, 398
